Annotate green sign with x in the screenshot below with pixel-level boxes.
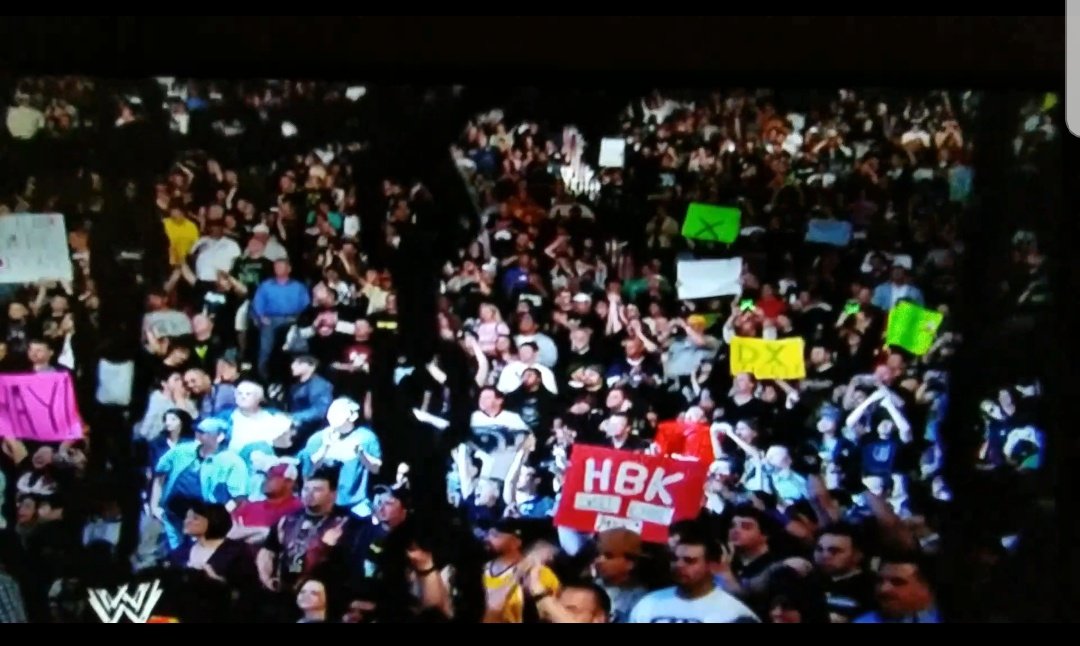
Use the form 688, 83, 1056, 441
682, 203, 740, 244
885, 301, 943, 356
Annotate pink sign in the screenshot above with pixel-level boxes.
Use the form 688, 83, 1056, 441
0, 372, 85, 441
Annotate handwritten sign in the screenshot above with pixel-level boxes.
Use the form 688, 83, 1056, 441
0, 213, 73, 284
555, 446, 707, 543
729, 337, 806, 380
0, 372, 85, 441
676, 258, 743, 300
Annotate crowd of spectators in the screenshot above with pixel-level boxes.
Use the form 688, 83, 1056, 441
0, 81, 1058, 624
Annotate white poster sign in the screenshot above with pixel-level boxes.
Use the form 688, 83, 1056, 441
0, 213, 73, 284
676, 258, 743, 300
599, 137, 626, 168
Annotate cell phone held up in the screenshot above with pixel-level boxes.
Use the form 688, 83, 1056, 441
844, 301, 861, 315
739, 299, 755, 313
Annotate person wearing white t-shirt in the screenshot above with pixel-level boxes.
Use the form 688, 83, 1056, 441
225, 380, 294, 455
469, 387, 530, 480
630, 532, 760, 624
191, 218, 243, 297
251, 223, 289, 262
496, 342, 559, 395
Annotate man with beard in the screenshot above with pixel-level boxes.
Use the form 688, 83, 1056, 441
504, 368, 557, 444
258, 467, 354, 613
560, 326, 604, 385
230, 461, 304, 548
630, 525, 759, 623
482, 518, 560, 623
294, 282, 357, 368
331, 318, 374, 395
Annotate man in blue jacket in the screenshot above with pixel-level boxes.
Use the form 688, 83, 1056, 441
288, 354, 335, 444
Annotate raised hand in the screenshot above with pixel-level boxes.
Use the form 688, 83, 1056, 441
406, 544, 435, 573
321, 518, 348, 547
710, 422, 733, 437
716, 542, 735, 574
518, 557, 546, 597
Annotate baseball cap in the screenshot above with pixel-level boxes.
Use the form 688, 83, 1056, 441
491, 518, 527, 540
572, 293, 593, 304
219, 348, 240, 366
596, 528, 643, 558
266, 462, 299, 481
196, 418, 229, 435
252, 223, 271, 234
819, 404, 842, 424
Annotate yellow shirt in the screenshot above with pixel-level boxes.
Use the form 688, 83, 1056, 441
163, 217, 200, 267
484, 562, 560, 624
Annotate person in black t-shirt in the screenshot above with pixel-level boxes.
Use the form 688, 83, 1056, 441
598, 413, 650, 453
295, 283, 358, 369
723, 373, 770, 425
812, 524, 876, 623
258, 467, 355, 609
801, 343, 841, 412
331, 318, 374, 399
190, 314, 226, 373
231, 237, 275, 298
199, 274, 243, 349
504, 368, 557, 445
713, 504, 784, 619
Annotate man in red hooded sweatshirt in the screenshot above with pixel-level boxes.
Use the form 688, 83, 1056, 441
650, 406, 715, 464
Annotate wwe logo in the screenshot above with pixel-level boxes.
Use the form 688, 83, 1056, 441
87, 580, 164, 623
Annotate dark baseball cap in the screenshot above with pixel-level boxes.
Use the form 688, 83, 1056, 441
491, 518, 526, 540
